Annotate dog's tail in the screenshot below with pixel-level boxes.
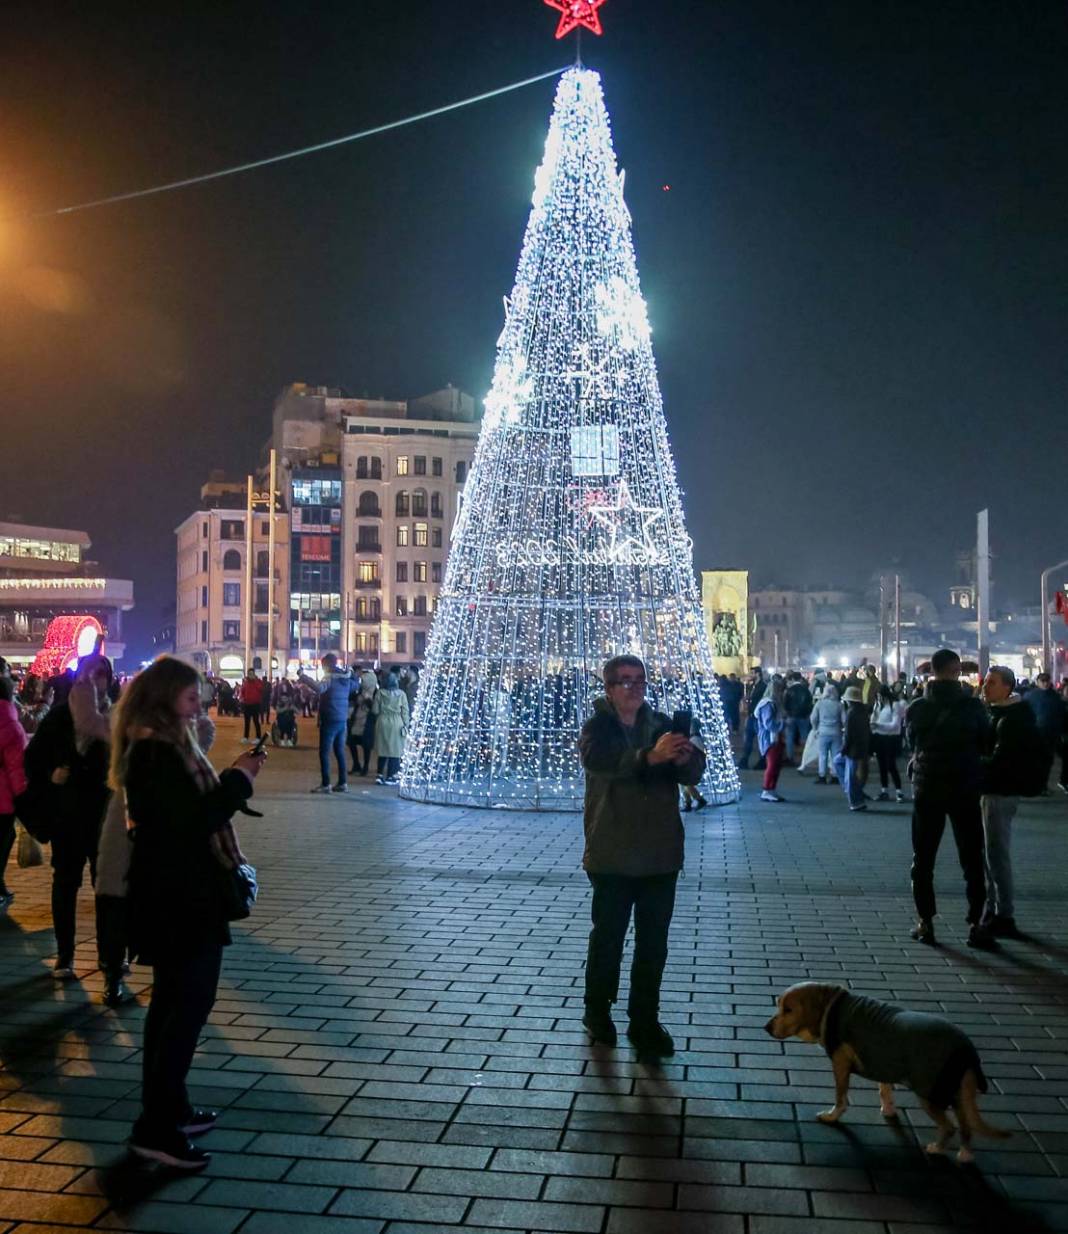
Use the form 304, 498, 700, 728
959, 1072, 1012, 1140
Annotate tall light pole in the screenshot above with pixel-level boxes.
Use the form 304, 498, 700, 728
243, 476, 253, 675
894, 573, 902, 680
266, 448, 277, 686
976, 509, 991, 678
1041, 558, 1068, 677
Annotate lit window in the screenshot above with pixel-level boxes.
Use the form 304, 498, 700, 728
396, 456, 409, 477
414, 523, 428, 547
414, 561, 428, 582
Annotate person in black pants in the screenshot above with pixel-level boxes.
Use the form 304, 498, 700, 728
578, 655, 706, 1057
23, 656, 113, 977
0, 675, 29, 910
117, 656, 265, 1170
906, 649, 992, 949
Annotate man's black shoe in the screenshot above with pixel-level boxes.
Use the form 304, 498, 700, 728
627, 1020, 675, 1057
967, 923, 998, 951
910, 919, 936, 946
987, 915, 1025, 939
129, 1128, 210, 1170
582, 1009, 617, 1046
179, 1108, 219, 1137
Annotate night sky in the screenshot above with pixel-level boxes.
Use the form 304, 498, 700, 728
2, 1, 1065, 659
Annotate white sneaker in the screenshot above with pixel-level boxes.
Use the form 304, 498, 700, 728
760, 790, 783, 803
896, 790, 906, 803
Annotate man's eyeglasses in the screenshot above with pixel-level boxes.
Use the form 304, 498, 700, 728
609, 678, 647, 690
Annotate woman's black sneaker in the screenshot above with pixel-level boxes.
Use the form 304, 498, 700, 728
103, 979, 134, 1008
179, 1108, 219, 1136
910, 919, 936, 946
129, 1128, 210, 1169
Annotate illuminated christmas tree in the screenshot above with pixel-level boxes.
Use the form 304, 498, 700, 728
400, 66, 739, 809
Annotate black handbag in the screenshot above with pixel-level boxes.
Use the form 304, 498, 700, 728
13, 784, 54, 844
219, 861, 259, 921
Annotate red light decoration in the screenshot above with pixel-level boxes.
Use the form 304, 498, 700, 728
544, 0, 606, 39
30, 614, 104, 679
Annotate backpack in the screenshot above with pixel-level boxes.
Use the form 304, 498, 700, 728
14, 706, 76, 843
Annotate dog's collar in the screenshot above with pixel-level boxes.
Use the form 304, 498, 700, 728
818, 988, 848, 1052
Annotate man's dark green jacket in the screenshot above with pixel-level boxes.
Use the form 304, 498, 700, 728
578, 697, 706, 877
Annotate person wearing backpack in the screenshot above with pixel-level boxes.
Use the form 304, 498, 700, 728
979, 665, 1044, 940
906, 649, 992, 949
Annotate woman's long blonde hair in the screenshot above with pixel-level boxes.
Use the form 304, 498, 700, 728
109, 656, 201, 789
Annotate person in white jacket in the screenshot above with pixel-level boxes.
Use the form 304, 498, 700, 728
811, 684, 843, 784
870, 684, 907, 802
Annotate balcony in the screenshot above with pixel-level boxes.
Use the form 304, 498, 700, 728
356, 542, 382, 554
354, 578, 382, 590
356, 505, 383, 519
352, 613, 381, 624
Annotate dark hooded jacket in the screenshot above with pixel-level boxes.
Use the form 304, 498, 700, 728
578, 697, 706, 877
906, 680, 989, 798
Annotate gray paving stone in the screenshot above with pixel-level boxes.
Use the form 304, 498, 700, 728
5, 734, 1068, 1234
241, 1216, 385, 1234
198, 1180, 337, 1213
329, 1189, 469, 1224
466, 1198, 605, 1232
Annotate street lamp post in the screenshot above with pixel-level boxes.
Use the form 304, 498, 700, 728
1040, 559, 1068, 677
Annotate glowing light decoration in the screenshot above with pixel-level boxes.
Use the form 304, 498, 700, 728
30, 614, 104, 680
399, 68, 739, 810
545, 0, 607, 40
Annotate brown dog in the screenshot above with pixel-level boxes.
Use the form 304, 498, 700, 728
765, 982, 1010, 1162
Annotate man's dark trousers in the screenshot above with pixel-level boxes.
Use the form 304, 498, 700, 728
585, 872, 678, 1024
911, 793, 987, 924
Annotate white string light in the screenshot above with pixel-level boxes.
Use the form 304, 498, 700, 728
400, 67, 739, 811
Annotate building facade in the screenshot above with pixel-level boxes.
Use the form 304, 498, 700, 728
275, 383, 478, 667
0, 521, 134, 668
174, 480, 290, 680
175, 385, 479, 675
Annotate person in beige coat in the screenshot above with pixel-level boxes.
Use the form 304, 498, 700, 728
372, 673, 409, 784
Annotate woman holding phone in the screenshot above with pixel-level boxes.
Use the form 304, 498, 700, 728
111, 657, 265, 1169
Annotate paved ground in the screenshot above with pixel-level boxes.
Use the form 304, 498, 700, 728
3, 717, 1068, 1234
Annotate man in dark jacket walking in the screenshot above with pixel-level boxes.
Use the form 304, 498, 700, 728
578, 655, 706, 1057
906, 649, 992, 948
782, 672, 813, 765
980, 666, 1045, 938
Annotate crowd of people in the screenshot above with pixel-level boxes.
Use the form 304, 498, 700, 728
1, 644, 1066, 1170
728, 653, 1067, 946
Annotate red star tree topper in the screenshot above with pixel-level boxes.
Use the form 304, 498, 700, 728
545, 0, 606, 39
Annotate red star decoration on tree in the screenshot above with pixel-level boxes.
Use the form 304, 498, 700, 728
544, 0, 606, 40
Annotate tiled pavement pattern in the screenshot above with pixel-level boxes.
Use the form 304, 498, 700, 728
3, 719, 1068, 1233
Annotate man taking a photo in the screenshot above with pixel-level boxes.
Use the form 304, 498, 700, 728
578, 655, 706, 1057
